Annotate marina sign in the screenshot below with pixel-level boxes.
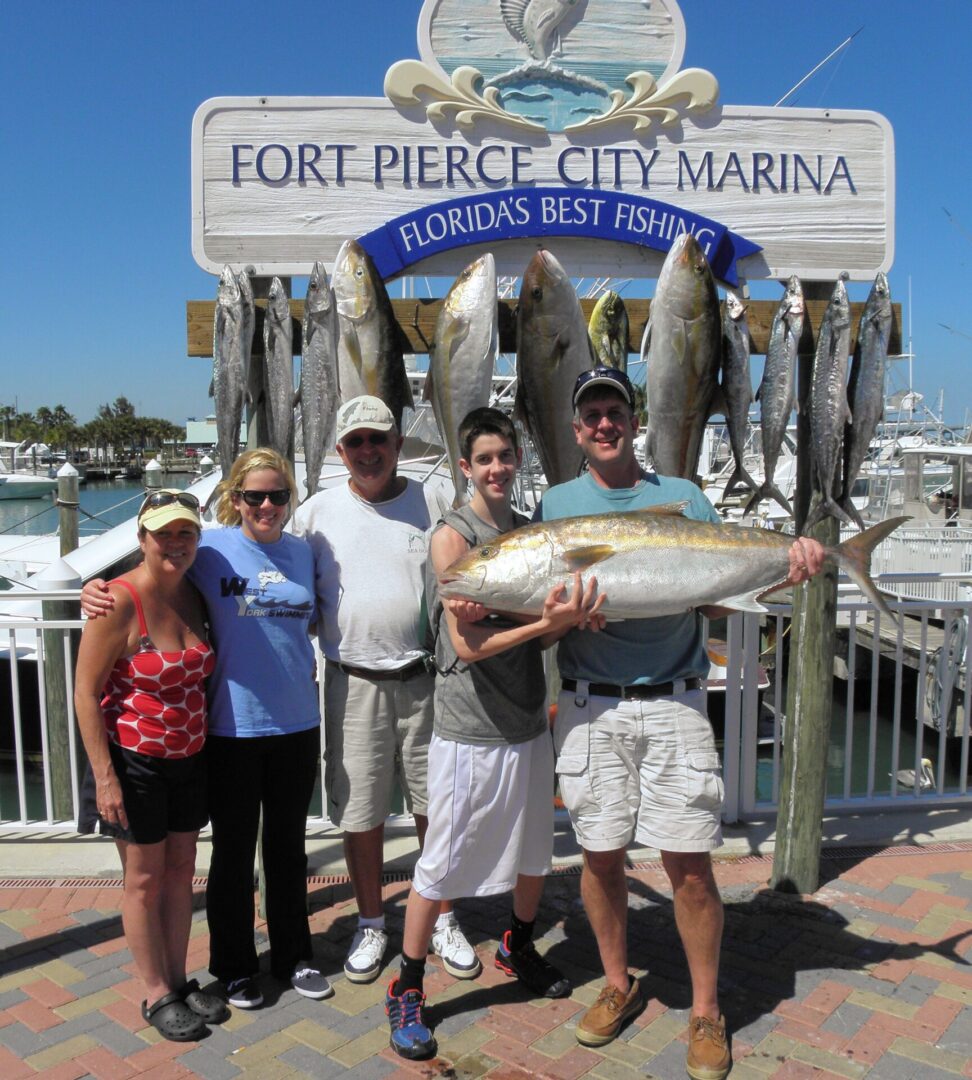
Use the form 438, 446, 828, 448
191, 0, 893, 283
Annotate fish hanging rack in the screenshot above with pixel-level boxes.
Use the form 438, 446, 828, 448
186, 297, 902, 359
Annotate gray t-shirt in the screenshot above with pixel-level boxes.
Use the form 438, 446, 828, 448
427, 505, 547, 746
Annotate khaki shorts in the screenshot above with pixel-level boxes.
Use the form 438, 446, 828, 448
323, 663, 434, 831
413, 731, 554, 900
554, 683, 723, 853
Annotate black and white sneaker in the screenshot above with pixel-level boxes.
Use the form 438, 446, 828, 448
291, 963, 334, 1000
494, 930, 571, 998
225, 976, 263, 1009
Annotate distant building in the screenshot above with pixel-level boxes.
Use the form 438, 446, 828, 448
185, 414, 247, 452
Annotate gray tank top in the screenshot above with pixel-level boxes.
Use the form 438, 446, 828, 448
427, 505, 547, 745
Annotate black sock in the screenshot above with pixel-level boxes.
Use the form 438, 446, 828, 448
508, 911, 535, 954
396, 952, 426, 995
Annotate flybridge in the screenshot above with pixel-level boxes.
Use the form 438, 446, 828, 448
230, 142, 857, 196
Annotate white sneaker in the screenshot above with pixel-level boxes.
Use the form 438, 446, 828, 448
431, 917, 481, 979
344, 926, 388, 984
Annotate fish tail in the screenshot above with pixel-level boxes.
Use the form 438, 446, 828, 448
764, 481, 793, 516
743, 486, 765, 516
723, 465, 758, 497
832, 515, 910, 625
838, 494, 867, 531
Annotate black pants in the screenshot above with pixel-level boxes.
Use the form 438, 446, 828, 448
206, 727, 320, 981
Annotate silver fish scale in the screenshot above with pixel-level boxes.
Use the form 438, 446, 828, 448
264, 278, 294, 460
213, 266, 245, 479
809, 279, 852, 504
301, 262, 340, 499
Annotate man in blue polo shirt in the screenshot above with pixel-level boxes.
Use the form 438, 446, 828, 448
536, 367, 824, 1080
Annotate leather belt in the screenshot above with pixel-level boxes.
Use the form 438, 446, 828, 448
561, 677, 702, 699
331, 657, 430, 681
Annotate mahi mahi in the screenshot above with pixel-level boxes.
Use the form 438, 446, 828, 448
588, 290, 629, 371
643, 234, 722, 481
745, 276, 804, 517
439, 505, 909, 625
263, 276, 295, 460
426, 254, 498, 507
840, 272, 893, 529
212, 265, 245, 479
806, 274, 854, 530
332, 239, 413, 429
515, 248, 594, 487
300, 261, 340, 499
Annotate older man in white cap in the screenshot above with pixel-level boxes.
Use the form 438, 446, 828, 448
292, 395, 479, 986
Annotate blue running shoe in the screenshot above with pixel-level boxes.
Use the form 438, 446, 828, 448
385, 980, 436, 1060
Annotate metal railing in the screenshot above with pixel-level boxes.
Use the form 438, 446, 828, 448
2, 578, 970, 832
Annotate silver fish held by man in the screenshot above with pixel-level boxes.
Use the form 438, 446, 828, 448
212, 265, 245, 479
300, 261, 340, 499
643, 233, 721, 482
439, 506, 909, 624
332, 239, 413, 429
263, 276, 296, 460
746, 276, 804, 517
719, 292, 758, 498
840, 272, 893, 529
806, 274, 854, 531
588, 290, 629, 371
514, 248, 593, 487
426, 253, 498, 507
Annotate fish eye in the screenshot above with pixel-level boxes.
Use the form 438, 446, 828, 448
479, 547, 491, 558
531, 286, 542, 300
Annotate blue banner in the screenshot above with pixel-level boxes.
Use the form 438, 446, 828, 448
358, 187, 760, 286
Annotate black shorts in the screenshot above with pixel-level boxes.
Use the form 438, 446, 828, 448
83, 742, 209, 845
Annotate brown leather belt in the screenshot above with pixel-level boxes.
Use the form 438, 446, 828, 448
561, 677, 702, 700
331, 657, 430, 681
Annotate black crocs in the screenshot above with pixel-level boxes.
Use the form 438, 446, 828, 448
141, 991, 207, 1042
180, 978, 231, 1023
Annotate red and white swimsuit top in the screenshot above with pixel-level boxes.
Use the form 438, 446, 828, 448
101, 579, 215, 759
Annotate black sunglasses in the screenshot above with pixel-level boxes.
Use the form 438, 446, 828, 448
342, 432, 389, 449
235, 488, 291, 507
139, 491, 200, 514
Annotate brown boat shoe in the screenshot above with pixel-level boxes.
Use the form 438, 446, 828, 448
575, 977, 644, 1046
686, 1013, 731, 1080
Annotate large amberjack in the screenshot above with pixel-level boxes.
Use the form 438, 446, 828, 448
426, 254, 498, 507
643, 234, 721, 482
332, 239, 413, 429
439, 505, 909, 624
515, 248, 594, 486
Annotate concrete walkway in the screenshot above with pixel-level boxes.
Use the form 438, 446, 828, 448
1, 819, 972, 1078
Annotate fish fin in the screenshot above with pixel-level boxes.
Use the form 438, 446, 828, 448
833, 515, 911, 625
718, 591, 770, 614
639, 316, 651, 363
513, 381, 529, 428
754, 383, 761, 403
633, 501, 690, 517
562, 544, 616, 571
342, 325, 363, 375
208, 377, 214, 399
500, 0, 529, 42
422, 367, 434, 402
709, 384, 727, 418
444, 315, 472, 363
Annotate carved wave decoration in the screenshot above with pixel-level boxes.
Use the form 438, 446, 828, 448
564, 68, 720, 135
385, 59, 547, 135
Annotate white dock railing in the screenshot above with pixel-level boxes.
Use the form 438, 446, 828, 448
1, 579, 970, 832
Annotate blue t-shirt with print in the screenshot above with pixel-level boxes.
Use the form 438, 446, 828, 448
188, 527, 321, 737
535, 471, 720, 686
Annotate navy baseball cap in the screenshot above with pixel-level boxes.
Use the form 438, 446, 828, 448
572, 367, 636, 408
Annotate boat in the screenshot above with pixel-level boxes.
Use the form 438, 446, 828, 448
0, 471, 58, 501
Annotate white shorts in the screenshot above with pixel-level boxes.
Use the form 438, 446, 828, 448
554, 684, 723, 854
412, 731, 555, 900
323, 664, 434, 831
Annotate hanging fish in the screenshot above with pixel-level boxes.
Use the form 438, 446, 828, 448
212, 265, 245, 479
745, 276, 803, 517
588, 290, 629, 371
300, 262, 340, 499
720, 292, 759, 498
840, 273, 893, 529
805, 274, 854, 530
332, 239, 413, 429
643, 234, 721, 481
426, 254, 498, 507
263, 277, 296, 460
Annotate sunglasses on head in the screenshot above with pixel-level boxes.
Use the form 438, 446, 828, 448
342, 432, 389, 449
235, 488, 291, 507
139, 491, 200, 514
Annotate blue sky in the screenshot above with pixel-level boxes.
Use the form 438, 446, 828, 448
2, 1, 970, 425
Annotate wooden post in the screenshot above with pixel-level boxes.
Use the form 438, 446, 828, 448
37, 557, 82, 822
56, 464, 79, 558
771, 281, 840, 894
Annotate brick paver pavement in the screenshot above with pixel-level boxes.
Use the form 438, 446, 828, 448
2, 843, 971, 1078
